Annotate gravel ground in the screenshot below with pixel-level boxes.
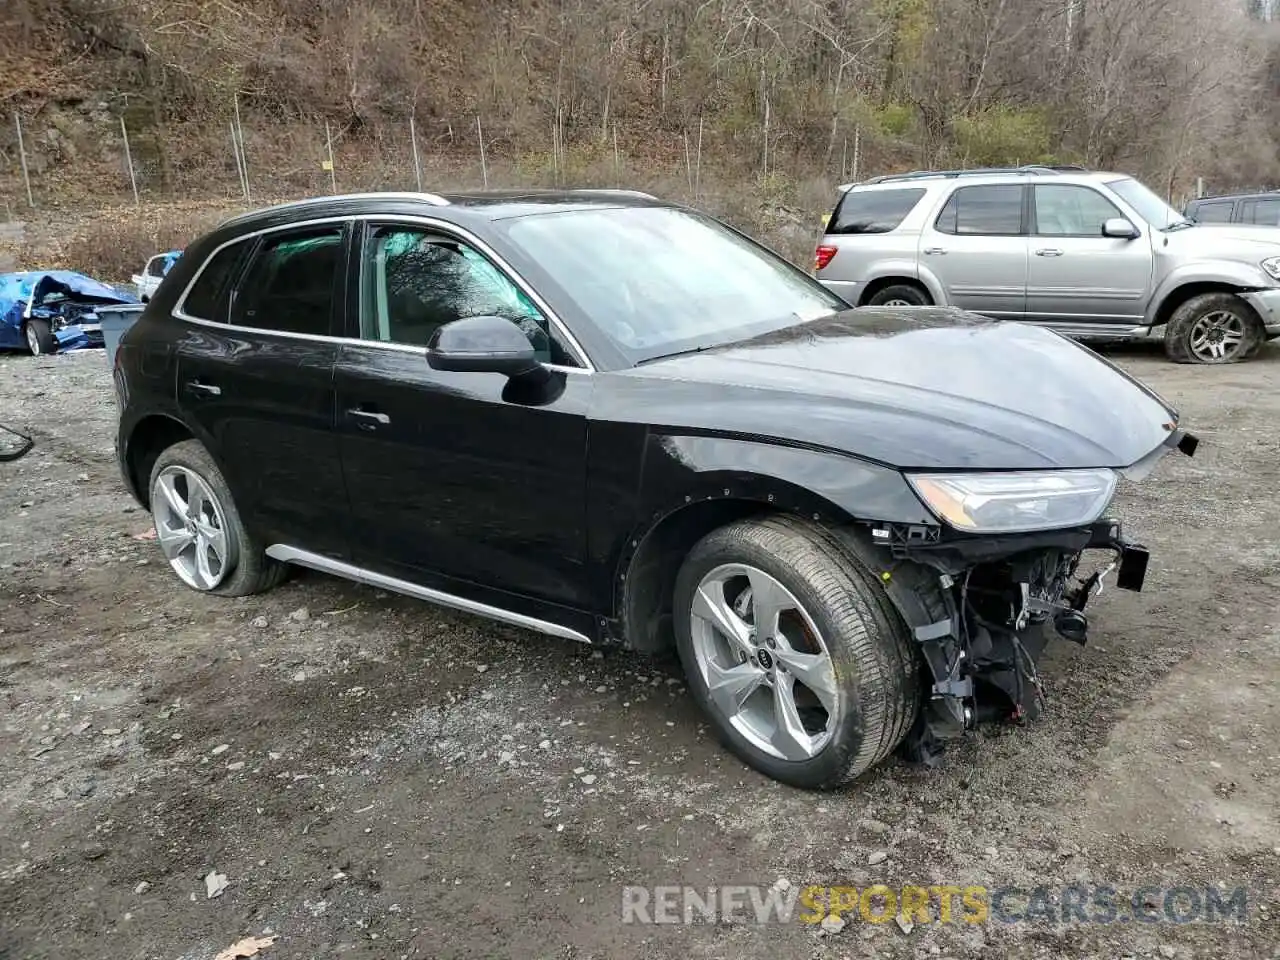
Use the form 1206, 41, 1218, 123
1, 342, 1278, 960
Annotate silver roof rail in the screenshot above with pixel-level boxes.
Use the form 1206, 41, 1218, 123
567, 188, 658, 200
218, 191, 449, 228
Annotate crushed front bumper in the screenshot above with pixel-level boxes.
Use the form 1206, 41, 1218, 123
1240, 288, 1280, 338
860, 430, 1200, 765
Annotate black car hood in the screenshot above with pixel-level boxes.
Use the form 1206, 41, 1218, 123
602, 309, 1180, 471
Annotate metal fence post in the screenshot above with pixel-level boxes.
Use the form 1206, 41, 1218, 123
324, 120, 337, 193
409, 115, 423, 191
13, 113, 34, 208
476, 116, 489, 189
120, 116, 140, 206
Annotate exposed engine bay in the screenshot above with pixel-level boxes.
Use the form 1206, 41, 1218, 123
853, 431, 1198, 766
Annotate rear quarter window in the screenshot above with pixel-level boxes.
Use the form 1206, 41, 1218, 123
181, 240, 251, 321
827, 188, 926, 235
1244, 197, 1280, 226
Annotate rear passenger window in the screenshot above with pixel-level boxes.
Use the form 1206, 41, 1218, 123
182, 241, 250, 321
230, 228, 344, 336
1191, 201, 1234, 223
935, 185, 1024, 236
828, 188, 926, 235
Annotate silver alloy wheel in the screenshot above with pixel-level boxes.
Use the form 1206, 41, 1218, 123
25, 325, 42, 355
1189, 309, 1247, 362
882, 298, 913, 307
151, 465, 235, 590
689, 563, 839, 761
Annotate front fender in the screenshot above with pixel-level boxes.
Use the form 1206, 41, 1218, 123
1145, 260, 1275, 325
637, 434, 936, 527
605, 432, 939, 648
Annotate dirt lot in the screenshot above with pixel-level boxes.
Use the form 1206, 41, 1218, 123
1, 343, 1278, 960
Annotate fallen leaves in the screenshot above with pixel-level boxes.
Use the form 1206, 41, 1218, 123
213, 934, 277, 960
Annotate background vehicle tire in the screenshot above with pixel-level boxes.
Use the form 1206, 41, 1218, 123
673, 515, 921, 789
148, 439, 288, 596
24, 319, 55, 356
1164, 292, 1264, 364
866, 283, 930, 307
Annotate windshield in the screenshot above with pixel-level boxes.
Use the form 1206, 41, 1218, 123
1105, 177, 1188, 230
500, 206, 844, 363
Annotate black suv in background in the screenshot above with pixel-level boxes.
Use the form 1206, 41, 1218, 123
114, 189, 1196, 789
1185, 191, 1280, 226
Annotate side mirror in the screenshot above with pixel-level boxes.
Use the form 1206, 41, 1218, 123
1102, 218, 1140, 240
427, 315, 542, 379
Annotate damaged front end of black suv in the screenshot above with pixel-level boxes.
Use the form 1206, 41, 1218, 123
851, 429, 1200, 765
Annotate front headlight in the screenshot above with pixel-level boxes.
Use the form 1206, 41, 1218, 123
1261, 256, 1280, 281
906, 469, 1118, 533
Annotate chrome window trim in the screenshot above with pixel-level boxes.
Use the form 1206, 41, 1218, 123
173, 213, 596, 374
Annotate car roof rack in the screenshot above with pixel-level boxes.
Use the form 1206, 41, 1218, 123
857, 164, 1090, 186
218, 191, 450, 228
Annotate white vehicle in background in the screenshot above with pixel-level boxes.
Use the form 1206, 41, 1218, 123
131, 250, 182, 302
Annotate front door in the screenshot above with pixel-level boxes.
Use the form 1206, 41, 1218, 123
918, 183, 1029, 318
334, 220, 594, 614
174, 223, 351, 558
1025, 184, 1154, 324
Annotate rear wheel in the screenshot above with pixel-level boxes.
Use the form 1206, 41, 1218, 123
148, 439, 288, 596
1164, 292, 1264, 364
866, 283, 930, 308
673, 515, 921, 789
24, 319, 55, 356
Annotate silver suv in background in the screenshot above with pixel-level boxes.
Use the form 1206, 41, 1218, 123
814, 166, 1280, 363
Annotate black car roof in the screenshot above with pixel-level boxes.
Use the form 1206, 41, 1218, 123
215, 189, 667, 236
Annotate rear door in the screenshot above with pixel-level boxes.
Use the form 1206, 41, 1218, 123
173, 223, 351, 558
1025, 183, 1153, 324
918, 183, 1028, 318
333, 219, 595, 613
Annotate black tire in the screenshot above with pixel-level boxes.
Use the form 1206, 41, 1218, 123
148, 439, 289, 596
866, 283, 930, 307
673, 515, 921, 790
24, 319, 56, 356
1164, 292, 1264, 364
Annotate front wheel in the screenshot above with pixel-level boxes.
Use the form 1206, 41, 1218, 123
24, 319, 55, 355
1164, 292, 1264, 364
673, 516, 921, 789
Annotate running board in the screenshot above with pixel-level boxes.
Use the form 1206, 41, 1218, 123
265, 545, 593, 645
1032, 321, 1153, 341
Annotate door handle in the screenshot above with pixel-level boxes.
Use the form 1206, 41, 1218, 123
346, 408, 391, 426
185, 380, 221, 396
923, 247, 948, 255
1035, 248, 1064, 257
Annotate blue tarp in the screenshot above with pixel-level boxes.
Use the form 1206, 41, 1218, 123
0, 270, 140, 352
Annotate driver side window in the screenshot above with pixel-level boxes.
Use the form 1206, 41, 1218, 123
1034, 185, 1124, 237
360, 225, 581, 367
